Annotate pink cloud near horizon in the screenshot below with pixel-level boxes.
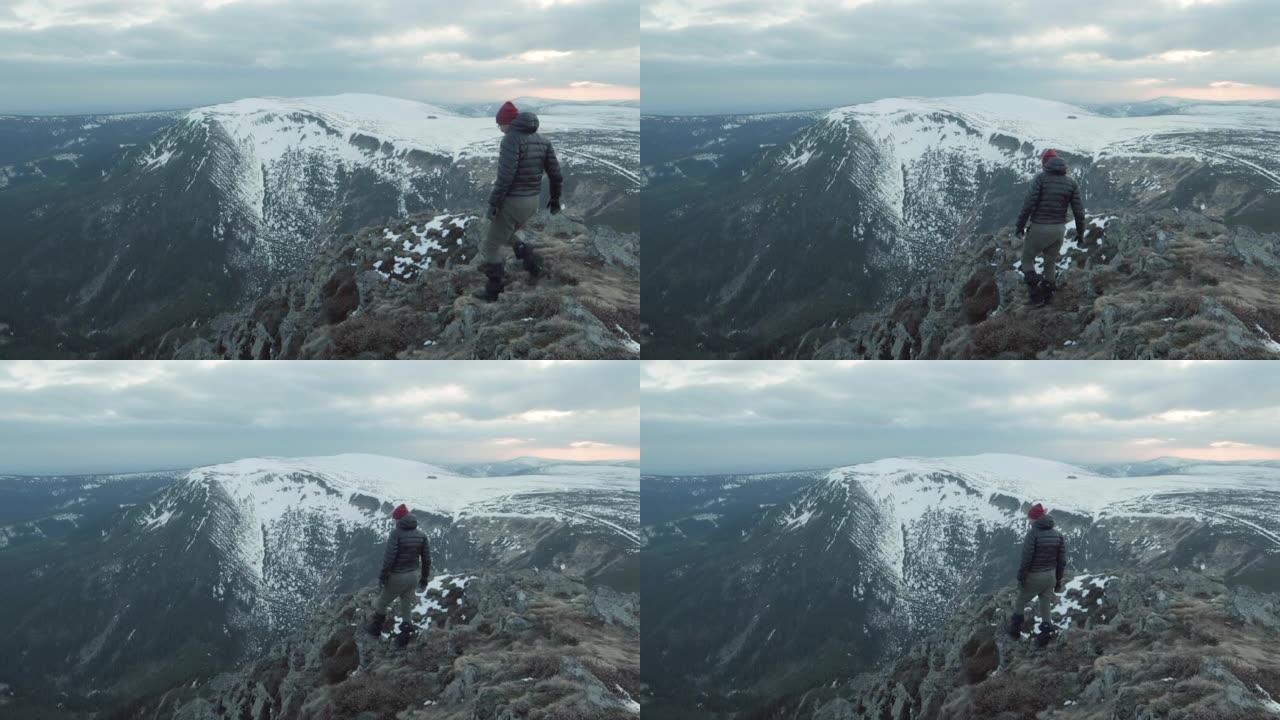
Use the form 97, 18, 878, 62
514, 444, 640, 462
1146, 83, 1280, 102
1152, 445, 1280, 462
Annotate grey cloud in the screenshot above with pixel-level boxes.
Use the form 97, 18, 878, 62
0, 361, 638, 475
0, 0, 638, 113
642, 0, 1280, 114
640, 361, 1280, 475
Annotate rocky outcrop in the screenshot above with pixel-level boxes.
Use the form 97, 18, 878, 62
130, 570, 640, 720
780, 570, 1280, 720
796, 210, 1280, 360
146, 210, 640, 360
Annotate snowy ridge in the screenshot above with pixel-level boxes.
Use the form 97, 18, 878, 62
182, 452, 638, 522
776, 453, 1280, 590
828, 453, 1280, 519
773, 94, 1280, 270
161, 93, 637, 173
825, 93, 1280, 180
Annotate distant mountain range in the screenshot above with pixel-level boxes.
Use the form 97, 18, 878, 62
0, 94, 639, 357
641, 94, 1280, 357
641, 453, 1280, 717
0, 453, 639, 717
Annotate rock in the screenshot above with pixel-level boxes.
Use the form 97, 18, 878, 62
800, 570, 1280, 720
156, 570, 639, 720
802, 210, 1280, 360
154, 209, 640, 360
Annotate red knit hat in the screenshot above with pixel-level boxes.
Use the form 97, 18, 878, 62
1041, 149, 1059, 166
392, 504, 409, 520
1028, 503, 1046, 520
496, 101, 519, 126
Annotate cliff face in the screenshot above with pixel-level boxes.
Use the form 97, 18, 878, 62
789, 210, 1280, 360
776, 570, 1280, 720
121, 570, 640, 720
145, 211, 640, 360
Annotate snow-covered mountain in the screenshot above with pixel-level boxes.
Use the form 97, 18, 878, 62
0, 94, 639, 357
642, 94, 1280, 357
642, 454, 1280, 715
0, 454, 639, 715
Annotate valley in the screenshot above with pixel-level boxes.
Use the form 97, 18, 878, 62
0, 454, 640, 717
0, 96, 640, 358
641, 454, 1280, 717
642, 95, 1280, 358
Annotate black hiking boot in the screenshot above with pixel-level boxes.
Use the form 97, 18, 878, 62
1039, 279, 1057, 306
1023, 271, 1045, 306
365, 612, 386, 637
395, 621, 415, 648
1036, 622, 1057, 648
471, 263, 505, 302
1007, 613, 1024, 639
513, 241, 544, 281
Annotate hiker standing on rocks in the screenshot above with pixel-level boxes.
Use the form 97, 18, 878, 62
1008, 503, 1066, 645
366, 504, 431, 645
1014, 149, 1087, 306
473, 100, 565, 302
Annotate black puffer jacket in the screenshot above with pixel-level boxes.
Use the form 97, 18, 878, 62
380, 514, 431, 583
488, 111, 564, 209
1018, 515, 1066, 583
1016, 156, 1085, 231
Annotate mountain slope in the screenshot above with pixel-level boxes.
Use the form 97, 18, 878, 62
117, 569, 640, 720
785, 569, 1280, 720
0, 95, 639, 357
0, 454, 639, 716
642, 455, 1280, 716
792, 208, 1280, 359
642, 94, 1280, 357
140, 209, 640, 360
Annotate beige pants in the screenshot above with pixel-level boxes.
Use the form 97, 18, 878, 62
1012, 570, 1057, 626
1022, 223, 1065, 282
372, 570, 419, 624
481, 195, 541, 265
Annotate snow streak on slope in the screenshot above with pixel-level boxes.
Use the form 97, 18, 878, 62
764, 453, 1280, 640
774, 94, 1280, 272
784, 453, 1280, 591
128, 454, 638, 636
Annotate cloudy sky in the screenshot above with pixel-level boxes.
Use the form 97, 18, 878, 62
642, 360, 1280, 475
644, 0, 1280, 114
0, 0, 638, 114
0, 361, 638, 475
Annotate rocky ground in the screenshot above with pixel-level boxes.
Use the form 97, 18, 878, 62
795, 210, 1280, 360
147, 210, 640, 360
772, 570, 1280, 720
119, 570, 639, 720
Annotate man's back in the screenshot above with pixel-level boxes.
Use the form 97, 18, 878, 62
1022, 515, 1065, 576
1020, 155, 1085, 228
490, 111, 564, 206
383, 514, 430, 577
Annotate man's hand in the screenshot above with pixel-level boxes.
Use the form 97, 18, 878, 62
547, 199, 561, 215
487, 204, 500, 220
379, 574, 388, 588
418, 577, 429, 592
1015, 226, 1026, 238
1055, 581, 1064, 593
1075, 225, 1087, 241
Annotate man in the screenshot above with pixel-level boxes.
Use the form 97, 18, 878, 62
365, 503, 431, 646
474, 100, 565, 302
1008, 502, 1066, 646
1014, 149, 1086, 306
